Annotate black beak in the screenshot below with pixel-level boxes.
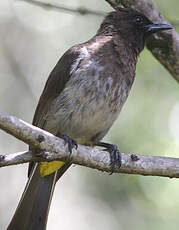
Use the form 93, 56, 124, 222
144, 23, 173, 34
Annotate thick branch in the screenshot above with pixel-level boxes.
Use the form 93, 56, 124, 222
105, 0, 179, 82
0, 110, 179, 178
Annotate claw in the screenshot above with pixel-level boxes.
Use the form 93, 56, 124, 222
58, 134, 78, 154
108, 145, 121, 174
97, 142, 121, 174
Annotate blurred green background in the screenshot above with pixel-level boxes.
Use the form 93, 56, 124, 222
0, 0, 179, 229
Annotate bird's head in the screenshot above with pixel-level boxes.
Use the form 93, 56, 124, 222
99, 8, 172, 53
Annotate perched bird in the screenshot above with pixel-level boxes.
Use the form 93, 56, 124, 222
7, 7, 172, 230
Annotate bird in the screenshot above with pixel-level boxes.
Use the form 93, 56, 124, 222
7, 7, 172, 230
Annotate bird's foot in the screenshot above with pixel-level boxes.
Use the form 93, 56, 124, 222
97, 142, 121, 174
57, 133, 78, 154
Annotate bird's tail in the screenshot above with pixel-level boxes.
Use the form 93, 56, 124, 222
7, 163, 71, 230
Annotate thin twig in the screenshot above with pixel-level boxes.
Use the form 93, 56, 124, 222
19, 0, 106, 16
19, 0, 179, 27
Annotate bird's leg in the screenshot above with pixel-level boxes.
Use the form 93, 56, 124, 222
57, 133, 78, 154
96, 142, 121, 174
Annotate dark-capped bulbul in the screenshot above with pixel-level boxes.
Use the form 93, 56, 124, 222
7, 7, 172, 230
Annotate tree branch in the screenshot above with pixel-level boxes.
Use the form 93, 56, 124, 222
105, 0, 179, 82
0, 110, 179, 178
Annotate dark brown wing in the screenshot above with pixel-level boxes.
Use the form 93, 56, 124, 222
32, 45, 81, 128
28, 45, 81, 176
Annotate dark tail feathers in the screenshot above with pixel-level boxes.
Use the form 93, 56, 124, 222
7, 162, 71, 230
7, 163, 65, 230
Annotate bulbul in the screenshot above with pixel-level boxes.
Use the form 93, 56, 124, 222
8, 7, 172, 230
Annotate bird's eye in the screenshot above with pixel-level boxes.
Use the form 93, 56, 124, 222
134, 16, 143, 25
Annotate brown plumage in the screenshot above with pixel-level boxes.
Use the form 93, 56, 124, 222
8, 7, 172, 230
